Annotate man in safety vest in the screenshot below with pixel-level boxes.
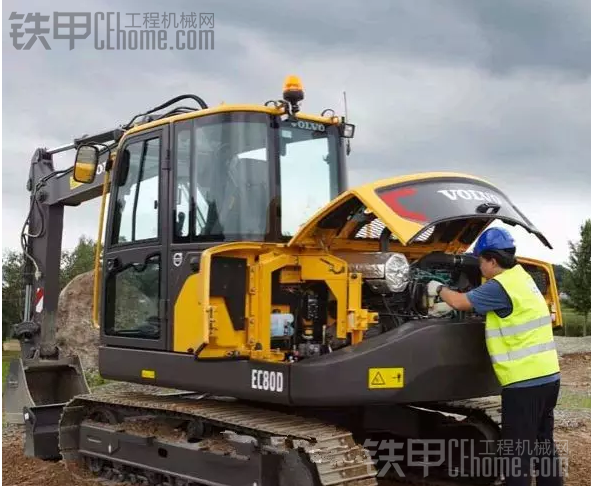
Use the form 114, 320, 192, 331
428, 227, 563, 486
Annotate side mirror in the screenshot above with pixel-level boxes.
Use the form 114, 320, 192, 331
73, 145, 99, 183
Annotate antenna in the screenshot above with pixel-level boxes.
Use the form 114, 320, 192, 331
343, 91, 351, 155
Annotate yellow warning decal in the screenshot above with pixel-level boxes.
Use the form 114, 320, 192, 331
368, 367, 404, 389
141, 369, 156, 379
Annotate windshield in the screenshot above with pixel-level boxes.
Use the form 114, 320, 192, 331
173, 113, 343, 243
174, 115, 271, 241
279, 121, 341, 237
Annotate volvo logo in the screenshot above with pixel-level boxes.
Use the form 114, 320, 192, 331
437, 189, 502, 205
172, 252, 183, 267
291, 120, 326, 132
96, 160, 108, 176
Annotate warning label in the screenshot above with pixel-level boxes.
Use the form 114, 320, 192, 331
368, 367, 404, 389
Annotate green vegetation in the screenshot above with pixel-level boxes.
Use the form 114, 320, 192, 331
553, 263, 568, 293
85, 370, 110, 389
557, 389, 591, 410
555, 305, 589, 337
2, 350, 19, 387
563, 219, 591, 336
2, 235, 97, 341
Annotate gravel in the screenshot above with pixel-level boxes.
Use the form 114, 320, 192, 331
555, 336, 591, 356
555, 409, 591, 429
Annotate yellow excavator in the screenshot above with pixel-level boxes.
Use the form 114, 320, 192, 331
3, 76, 563, 485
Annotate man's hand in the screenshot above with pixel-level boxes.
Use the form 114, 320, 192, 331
427, 280, 443, 299
426, 281, 453, 316
427, 280, 474, 312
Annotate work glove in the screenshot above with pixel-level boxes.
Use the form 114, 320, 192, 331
426, 280, 453, 317
427, 280, 442, 299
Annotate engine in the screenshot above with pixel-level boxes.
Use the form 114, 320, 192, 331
270, 250, 483, 360
337, 250, 481, 332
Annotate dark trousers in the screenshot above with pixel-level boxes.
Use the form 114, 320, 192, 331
501, 379, 564, 486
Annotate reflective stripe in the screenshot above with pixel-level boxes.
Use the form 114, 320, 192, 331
485, 315, 552, 339
490, 340, 556, 364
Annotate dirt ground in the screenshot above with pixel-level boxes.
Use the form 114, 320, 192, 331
553, 352, 591, 486
2, 350, 590, 486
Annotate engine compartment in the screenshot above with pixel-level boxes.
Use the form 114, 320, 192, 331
270, 250, 484, 360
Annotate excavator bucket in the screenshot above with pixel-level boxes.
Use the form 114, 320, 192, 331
2, 355, 90, 459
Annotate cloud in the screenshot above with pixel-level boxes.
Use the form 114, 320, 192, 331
457, 0, 591, 76
2, 0, 589, 266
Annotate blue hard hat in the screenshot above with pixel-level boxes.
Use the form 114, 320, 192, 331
473, 227, 515, 256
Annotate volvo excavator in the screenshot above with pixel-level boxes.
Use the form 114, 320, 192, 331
3, 76, 563, 486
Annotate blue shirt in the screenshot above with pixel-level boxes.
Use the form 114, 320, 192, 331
466, 279, 560, 388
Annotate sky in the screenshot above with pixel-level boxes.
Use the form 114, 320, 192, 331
2, 0, 590, 265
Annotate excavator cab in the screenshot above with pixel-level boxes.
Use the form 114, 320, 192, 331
89, 89, 351, 360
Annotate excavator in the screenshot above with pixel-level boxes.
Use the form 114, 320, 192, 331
3, 76, 563, 486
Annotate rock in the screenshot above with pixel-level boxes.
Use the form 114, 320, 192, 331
56, 270, 99, 372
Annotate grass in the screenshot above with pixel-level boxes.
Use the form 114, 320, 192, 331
2, 351, 20, 426
557, 389, 591, 410
2, 350, 19, 388
84, 370, 110, 389
555, 305, 589, 337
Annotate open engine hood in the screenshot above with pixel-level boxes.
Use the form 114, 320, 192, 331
287, 172, 552, 251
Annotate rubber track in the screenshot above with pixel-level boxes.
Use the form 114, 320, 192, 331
59, 391, 379, 486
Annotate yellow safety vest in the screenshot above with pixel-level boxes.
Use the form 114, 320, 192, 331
485, 264, 560, 386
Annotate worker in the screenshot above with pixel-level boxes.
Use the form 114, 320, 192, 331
428, 227, 563, 486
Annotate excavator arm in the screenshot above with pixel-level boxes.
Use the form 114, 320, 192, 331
16, 130, 118, 360
2, 131, 121, 463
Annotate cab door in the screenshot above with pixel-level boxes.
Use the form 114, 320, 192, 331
101, 125, 171, 351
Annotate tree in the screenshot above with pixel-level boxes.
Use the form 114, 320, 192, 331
552, 264, 568, 293
564, 219, 591, 336
59, 235, 97, 290
2, 250, 26, 340
2, 236, 97, 340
